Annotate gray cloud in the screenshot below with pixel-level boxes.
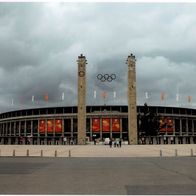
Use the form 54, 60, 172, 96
0, 3, 196, 113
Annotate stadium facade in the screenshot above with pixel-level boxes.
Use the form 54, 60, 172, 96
0, 105, 196, 145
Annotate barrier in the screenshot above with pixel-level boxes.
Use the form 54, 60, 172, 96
191, 149, 193, 157
160, 150, 162, 157
13, 149, 15, 157
175, 149, 178, 156
27, 149, 29, 157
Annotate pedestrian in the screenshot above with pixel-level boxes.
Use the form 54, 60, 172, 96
94, 139, 96, 145
116, 140, 119, 147
119, 139, 122, 147
163, 136, 167, 144
63, 137, 67, 145
114, 140, 116, 147
170, 136, 174, 144
109, 139, 112, 148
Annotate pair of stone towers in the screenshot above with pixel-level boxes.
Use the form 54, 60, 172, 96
77, 54, 137, 145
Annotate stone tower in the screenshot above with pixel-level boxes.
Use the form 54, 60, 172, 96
77, 54, 87, 145
126, 54, 138, 145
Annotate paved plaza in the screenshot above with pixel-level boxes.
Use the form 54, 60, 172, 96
0, 156, 196, 194
0, 144, 196, 157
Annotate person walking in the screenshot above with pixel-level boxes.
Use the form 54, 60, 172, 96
114, 140, 117, 147
119, 139, 122, 147
116, 140, 119, 148
109, 139, 112, 148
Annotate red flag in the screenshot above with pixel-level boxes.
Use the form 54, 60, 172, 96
101, 91, 107, 99
44, 94, 48, 102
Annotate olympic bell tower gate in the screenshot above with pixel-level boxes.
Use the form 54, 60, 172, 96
77, 53, 138, 145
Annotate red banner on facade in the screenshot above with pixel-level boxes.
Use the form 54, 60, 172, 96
159, 117, 174, 133
112, 118, 120, 132
55, 119, 62, 133
39, 120, 45, 134
47, 119, 54, 133
102, 118, 110, 132
92, 118, 100, 132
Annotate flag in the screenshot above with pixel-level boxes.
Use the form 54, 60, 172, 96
101, 91, 107, 99
113, 91, 116, 98
32, 95, 35, 102
62, 92, 65, 101
145, 92, 149, 99
176, 94, 179, 102
44, 94, 48, 102
93, 90, 96, 99
160, 92, 165, 101
188, 96, 192, 103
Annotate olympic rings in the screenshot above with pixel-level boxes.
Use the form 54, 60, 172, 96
97, 74, 116, 82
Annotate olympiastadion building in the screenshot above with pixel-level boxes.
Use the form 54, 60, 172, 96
1, 54, 196, 145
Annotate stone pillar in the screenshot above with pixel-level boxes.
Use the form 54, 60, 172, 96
126, 54, 138, 145
24, 120, 27, 136
71, 118, 74, 140
62, 118, 64, 137
90, 118, 92, 141
77, 54, 87, 144
31, 121, 33, 136
19, 121, 21, 136
120, 118, 123, 139
186, 118, 188, 135
192, 120, 194, 136
110, 118, 112, 140
180, 119, 182, 136
100, 117, 103, 140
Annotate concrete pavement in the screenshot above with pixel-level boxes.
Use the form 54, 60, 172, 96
0, 157, 196, 194
0, 144, 196, 157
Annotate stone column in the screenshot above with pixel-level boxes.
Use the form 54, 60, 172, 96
120, 118, 123, 139
180, 119, 182, 136
186, 118, 188, 135
126, 54, 138, 145
90, 118, 92, 141
77, 54, 87, 144
110, 118, 112, 139
31, 121, 33, 136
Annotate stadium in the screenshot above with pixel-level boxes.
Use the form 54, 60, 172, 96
1, 54, 196, 145
0, 105, 196, 145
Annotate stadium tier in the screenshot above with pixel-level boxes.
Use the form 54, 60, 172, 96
0, 105, 196, 145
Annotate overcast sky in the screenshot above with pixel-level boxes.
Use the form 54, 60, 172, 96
0, 3, 196, 113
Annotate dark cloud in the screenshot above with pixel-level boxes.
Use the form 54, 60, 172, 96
0, 3, 196, 113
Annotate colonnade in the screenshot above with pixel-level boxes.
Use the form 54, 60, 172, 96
0, 114, 196, 145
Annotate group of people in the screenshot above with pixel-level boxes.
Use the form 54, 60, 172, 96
109, 139, 122, 148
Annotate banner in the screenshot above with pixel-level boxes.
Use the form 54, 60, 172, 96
102, 118, 110, 132
159, 117, 174, 133
92, 118, 100, 132
47, 119, 54, 133
55, 119, 62, 133
39, 120, 45, 134
112, 118, 120, 132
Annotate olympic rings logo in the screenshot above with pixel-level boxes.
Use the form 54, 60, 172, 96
97, 74, 116, 82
